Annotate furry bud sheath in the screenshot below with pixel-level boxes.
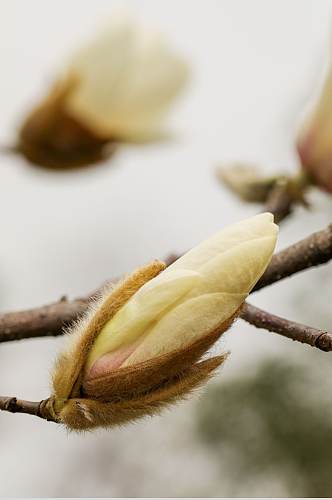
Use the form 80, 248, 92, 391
17, 11, 189, 169
49, 213, 277, 430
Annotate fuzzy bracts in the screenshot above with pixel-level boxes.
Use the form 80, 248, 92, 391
47, 214, 277, 431
49, 260, 230, 431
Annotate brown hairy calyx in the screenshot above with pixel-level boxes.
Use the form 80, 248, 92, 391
48, 260, 233, 430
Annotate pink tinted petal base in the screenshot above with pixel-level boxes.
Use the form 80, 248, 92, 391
297, 130, 332, 192
86, 338, 142, 380
297, 130, 315, 167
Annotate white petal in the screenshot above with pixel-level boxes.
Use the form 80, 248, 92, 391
86, 213, 278, 370
65, 12, 189, 140
123, 292, 246, 366
186, 235, 277, 297
166, 213, 277, 273
85, 269, 201, 371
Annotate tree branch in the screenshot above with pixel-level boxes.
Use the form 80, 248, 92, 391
241, 302, 332, 351
264, 180, 294, 223
263, 170, 311, 224
0, 396, 56, 422
0, 297, 89, 342
253, 223, 332, 291
0, 224, 331, 343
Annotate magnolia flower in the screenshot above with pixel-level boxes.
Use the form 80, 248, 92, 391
49, 213, 277, 430
17, 12, 189, 169
297, 52, 332, 193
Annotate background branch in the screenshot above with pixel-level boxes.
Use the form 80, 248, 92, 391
264, 171, 311, 224
241, 302, 332, 351
264, 180, 294, 223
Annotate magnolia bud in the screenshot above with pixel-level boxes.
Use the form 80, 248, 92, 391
17, 11, 189, 169
217, 163, 281, 203
48, 213, 277, 430
297, 54, 332, 192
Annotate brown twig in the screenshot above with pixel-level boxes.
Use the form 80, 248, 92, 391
0, 396, 56, 422
253, 223, 332, 291
241, 302, 332, 351
0, 297, 89, 342
264, 180, 293, 223
264, 170, 312, 224
0, 224, 331, 344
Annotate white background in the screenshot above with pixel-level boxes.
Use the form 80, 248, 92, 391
1, 0, 332, 496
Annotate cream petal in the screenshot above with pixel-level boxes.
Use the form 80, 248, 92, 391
85, 269, 201, 371
166, 213, 277, 273
86, 213, 277, 372
185, 235, 277, 297
123, 292, 246, 366
65, 12, 189, 140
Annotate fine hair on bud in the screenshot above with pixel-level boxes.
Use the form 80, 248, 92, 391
47, 213, 277, 431
49, 261, 231, 431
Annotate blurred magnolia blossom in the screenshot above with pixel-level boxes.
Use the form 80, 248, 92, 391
49, 213, 278, 431
297, 43, 332, 193
17, 11, 190, 169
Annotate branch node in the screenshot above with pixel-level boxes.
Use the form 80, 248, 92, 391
314, 332, 332, 352
3, 397, 18, 412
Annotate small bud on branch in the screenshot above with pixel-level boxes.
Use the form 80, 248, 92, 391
217, 163, 285, 204
218, 163, 311, 224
